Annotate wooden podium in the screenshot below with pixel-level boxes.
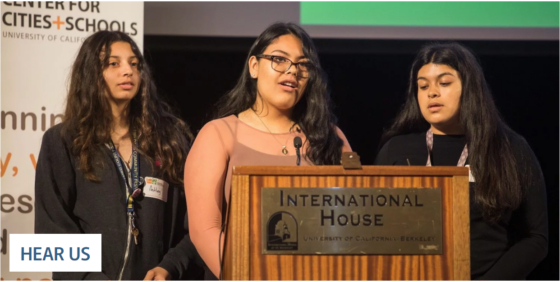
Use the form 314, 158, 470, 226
223, 166, 470, 280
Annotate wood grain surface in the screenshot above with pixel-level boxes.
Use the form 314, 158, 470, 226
223, 166, 470, 280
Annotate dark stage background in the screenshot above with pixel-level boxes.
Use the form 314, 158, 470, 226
144, 36, 559, 280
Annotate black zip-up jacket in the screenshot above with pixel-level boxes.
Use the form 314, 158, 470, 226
35, 124, 204, 280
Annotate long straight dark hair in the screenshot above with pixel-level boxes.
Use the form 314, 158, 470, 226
62, 31, 192, 184
380, 42, 528, 221
214, 22, 343, 165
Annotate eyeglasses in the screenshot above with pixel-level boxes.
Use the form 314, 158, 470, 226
256, 54, 313, 78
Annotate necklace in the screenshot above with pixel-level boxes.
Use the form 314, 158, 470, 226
252, 109, 293, 155
112, 140, 133, 169
113, 145, 132, 169
124, 154, 132, 169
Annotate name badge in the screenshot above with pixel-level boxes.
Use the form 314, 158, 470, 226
143, 177, 169, 202
465, 165, 476, 183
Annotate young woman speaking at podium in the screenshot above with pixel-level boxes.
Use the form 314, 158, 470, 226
184, 22, 352, 279
35, 31, 203, 280
375, 42, 548, 279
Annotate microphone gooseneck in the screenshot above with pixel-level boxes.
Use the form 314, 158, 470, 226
294, 136, 302, 166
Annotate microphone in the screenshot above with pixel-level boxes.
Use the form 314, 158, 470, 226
294, 136, 302, 166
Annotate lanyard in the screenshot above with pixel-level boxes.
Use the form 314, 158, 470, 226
425, 129, 468, 167
107, 132, 142, 215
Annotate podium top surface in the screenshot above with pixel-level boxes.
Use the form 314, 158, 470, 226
232, 165, 468, 176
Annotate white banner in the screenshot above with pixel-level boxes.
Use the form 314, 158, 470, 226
1, 2, 143, 280
10, 234, 102, 272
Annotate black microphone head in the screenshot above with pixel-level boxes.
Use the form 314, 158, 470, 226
294, 136, 302, 148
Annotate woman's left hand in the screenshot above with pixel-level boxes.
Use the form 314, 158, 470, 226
143, 266, 171, 280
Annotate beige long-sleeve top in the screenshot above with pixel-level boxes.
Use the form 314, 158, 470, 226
184, 115, 352, 277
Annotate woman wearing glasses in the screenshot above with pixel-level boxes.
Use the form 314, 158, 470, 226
184, 22, 352, 279
374, 43, 548, 279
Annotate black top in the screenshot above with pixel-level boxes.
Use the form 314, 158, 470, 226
375, 132, 548, 280
34, 124, 205, 280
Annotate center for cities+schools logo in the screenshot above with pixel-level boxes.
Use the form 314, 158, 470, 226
266, 212, 298, 251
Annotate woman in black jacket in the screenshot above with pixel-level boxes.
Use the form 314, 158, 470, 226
35, 31, 203, 280
375, 42, 548, 279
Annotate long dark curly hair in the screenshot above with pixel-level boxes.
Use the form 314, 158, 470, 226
213, 22, 343, 165
61, 30, 192, 184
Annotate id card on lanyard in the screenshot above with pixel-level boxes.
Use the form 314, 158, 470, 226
107, 131, 144, 244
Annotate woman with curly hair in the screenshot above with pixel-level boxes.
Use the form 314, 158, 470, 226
35, 31, 203, 280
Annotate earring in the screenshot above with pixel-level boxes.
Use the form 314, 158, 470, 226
251, 73, 256, 78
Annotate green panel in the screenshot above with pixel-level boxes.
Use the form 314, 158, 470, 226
300, 2, 559, 28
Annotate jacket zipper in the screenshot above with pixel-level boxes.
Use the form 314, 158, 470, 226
117, 212, 133, 280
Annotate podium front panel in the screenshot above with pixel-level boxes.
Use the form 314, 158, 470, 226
261, 187, 443, 255
224, 166, 470, 280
